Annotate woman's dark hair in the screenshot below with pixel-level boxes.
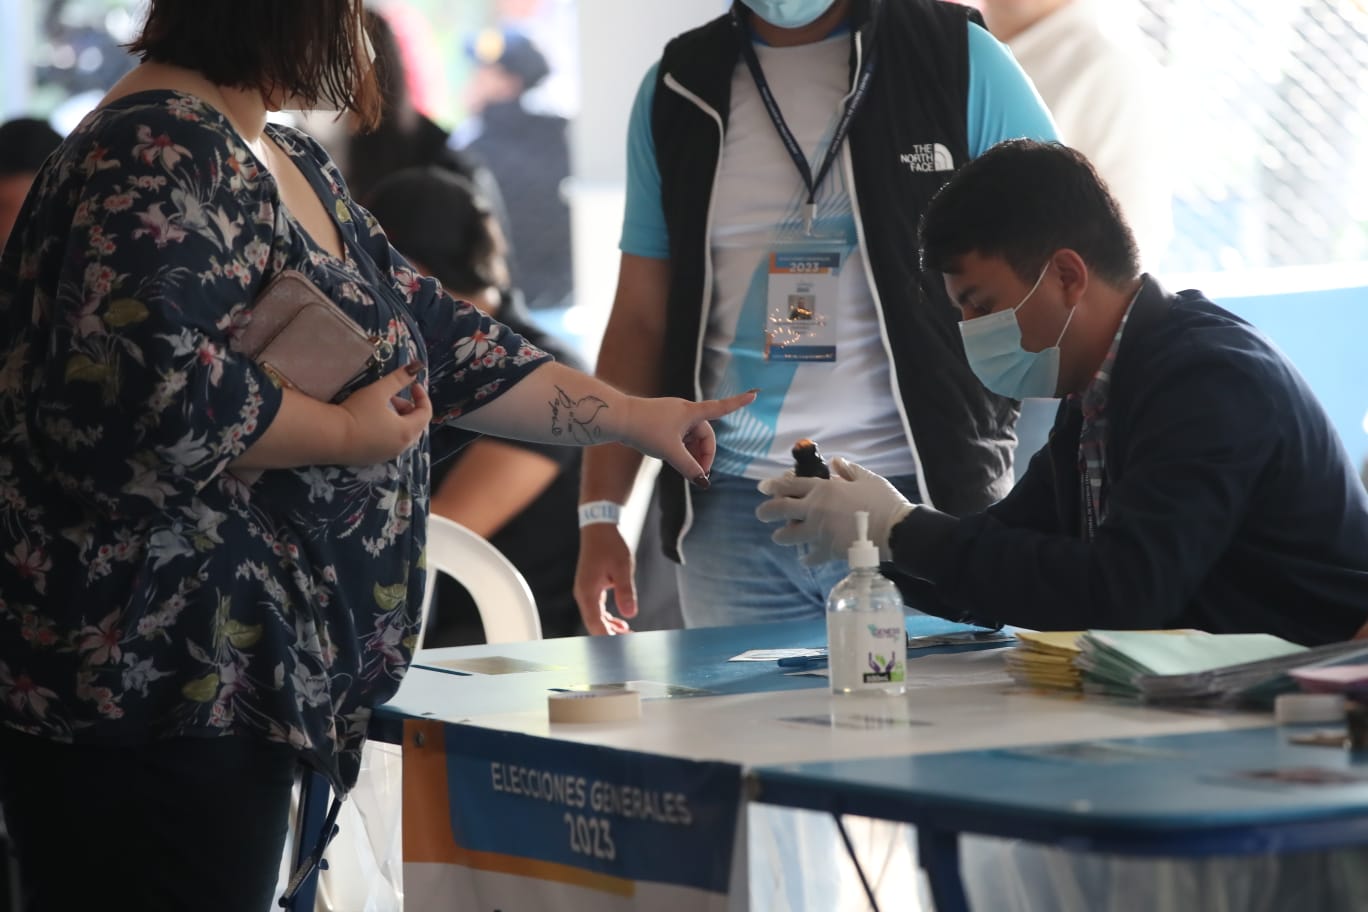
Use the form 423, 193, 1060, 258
127, 0, 382, 130
366, 167, 501, 294
920, 140, 1140, 287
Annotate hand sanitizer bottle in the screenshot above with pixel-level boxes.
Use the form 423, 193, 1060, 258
826, 511, 907, 696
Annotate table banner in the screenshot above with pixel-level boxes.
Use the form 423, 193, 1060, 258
403, 719, 744, 911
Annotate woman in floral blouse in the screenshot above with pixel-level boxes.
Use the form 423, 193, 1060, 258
0, 2, 751, 909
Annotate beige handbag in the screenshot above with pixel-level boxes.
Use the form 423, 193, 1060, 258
236, 269, 393, 402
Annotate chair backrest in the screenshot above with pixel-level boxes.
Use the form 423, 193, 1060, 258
420, 515, 542, 644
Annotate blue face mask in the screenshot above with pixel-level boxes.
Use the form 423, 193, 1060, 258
739, 0, 835, 29
958, 264, 1076, 400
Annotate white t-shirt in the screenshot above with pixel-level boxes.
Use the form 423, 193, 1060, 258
1007, 0, 1173, 267
703, 34, 915, 480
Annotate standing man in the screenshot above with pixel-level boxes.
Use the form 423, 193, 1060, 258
574, 0, 1057, 633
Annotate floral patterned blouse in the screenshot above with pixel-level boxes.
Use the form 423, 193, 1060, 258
0, 91, 550, 790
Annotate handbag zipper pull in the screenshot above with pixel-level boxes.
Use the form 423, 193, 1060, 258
369, 337, 395, 368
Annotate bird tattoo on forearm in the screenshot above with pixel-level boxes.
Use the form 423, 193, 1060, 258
549, 385, 608, 444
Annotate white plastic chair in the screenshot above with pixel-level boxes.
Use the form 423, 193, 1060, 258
417, 514, 542, 645
308, 515, 542, 911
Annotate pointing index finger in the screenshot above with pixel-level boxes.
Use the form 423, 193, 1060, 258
696, 388, 759, 421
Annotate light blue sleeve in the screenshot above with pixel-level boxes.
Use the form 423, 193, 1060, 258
965, 22, 1058, 158
619, 63, 671, 259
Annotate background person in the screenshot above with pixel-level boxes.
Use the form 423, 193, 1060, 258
334, 8, 510, 240
0, 2, 751, 908
0, 117, 62, 249
366, 166, 585, 644
458, 26, 573, 311
977, 0, 1173, 266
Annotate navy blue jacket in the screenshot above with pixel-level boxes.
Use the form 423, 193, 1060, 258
891, 277, 1368, 646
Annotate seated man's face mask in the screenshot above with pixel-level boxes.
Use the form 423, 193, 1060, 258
739, 0, 836, 29
957, 263, 1077, 401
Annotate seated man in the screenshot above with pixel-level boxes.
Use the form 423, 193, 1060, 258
757, 139, 1368, 646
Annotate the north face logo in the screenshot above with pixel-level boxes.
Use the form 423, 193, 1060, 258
899, 143, 954, 173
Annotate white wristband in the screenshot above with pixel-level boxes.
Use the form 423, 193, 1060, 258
578, 500, 622, 528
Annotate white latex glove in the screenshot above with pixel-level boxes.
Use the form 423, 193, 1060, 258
755, 457, 915, 567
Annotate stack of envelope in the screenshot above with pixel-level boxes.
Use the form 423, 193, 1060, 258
1004, 631, 1086, 692
1080, 629, 1304, 700
1006, 629, 1208, 695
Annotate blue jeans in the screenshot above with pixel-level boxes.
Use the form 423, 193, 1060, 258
676, 471, 921, 628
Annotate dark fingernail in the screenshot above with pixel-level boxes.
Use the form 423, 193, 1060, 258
693, 473, 710, 490
405, 362, 422, 376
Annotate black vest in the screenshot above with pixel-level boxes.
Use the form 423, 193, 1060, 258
651, 0, 1018, 561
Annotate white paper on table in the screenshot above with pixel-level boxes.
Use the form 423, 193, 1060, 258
729, 647, 826, 662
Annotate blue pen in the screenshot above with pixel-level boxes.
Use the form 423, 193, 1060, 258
777, 655, 829, 670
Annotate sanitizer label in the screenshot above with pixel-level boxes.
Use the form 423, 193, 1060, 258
827, 612, 906, 692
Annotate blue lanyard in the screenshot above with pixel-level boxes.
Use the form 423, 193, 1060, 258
732, 8, 879, 235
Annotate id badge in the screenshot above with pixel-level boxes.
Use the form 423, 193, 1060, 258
764, 243, 842, 362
